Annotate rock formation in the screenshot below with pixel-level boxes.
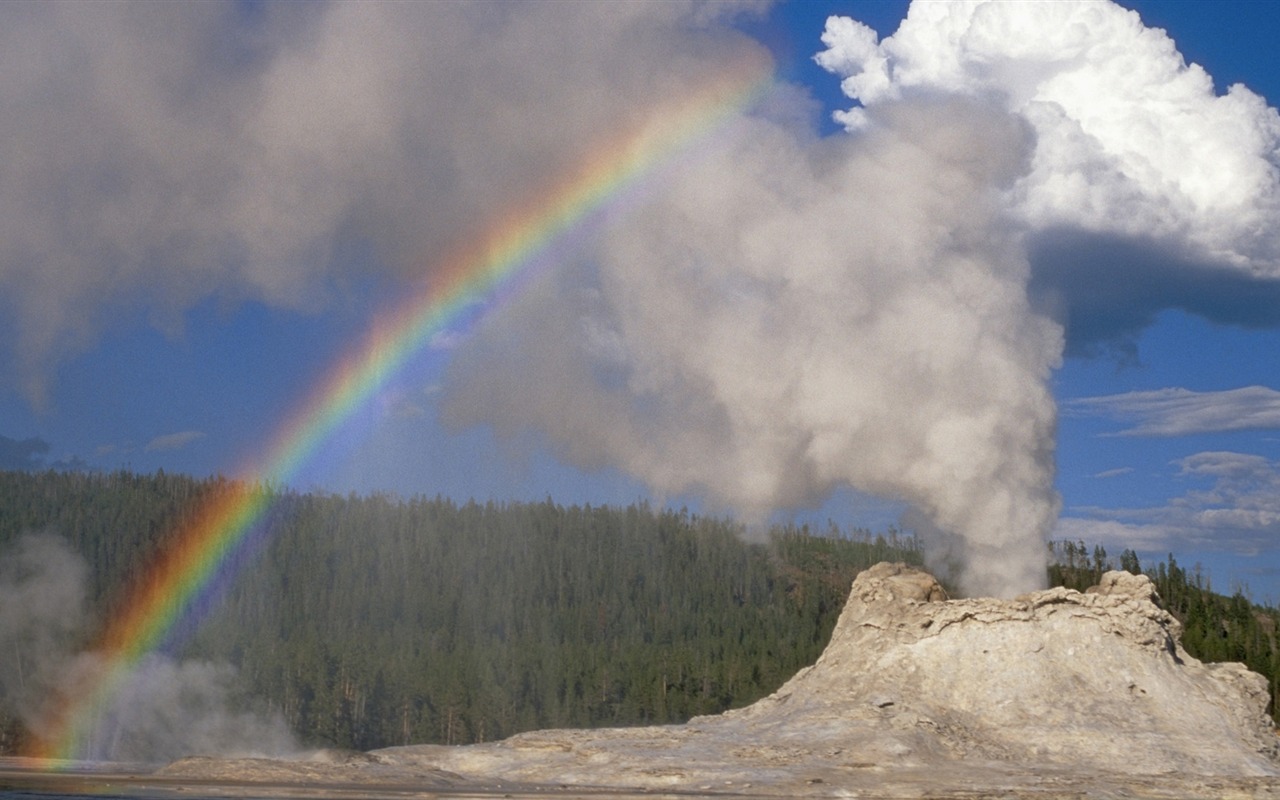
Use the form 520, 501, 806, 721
161, 563, 1280, 797
725, 563, 1279, 776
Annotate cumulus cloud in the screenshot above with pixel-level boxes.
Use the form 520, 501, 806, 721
816, 0, 1280, 353
0, 433, 89, 472
1066, 386, 1280, 436
0, 434, 51, 470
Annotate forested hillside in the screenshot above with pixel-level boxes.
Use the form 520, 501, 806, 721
2, 468, 1277, 756
0, 468, 920, 752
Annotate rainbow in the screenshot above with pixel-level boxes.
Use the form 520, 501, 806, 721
28, 55, 773, 762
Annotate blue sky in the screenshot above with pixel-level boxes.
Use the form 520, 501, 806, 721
4, 1, 1280, 599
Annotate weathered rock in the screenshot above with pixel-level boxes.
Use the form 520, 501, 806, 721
162, 563, 1280, 797
725, 562, 1278, 776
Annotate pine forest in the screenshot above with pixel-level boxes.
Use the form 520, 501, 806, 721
0, 468, 1276, 756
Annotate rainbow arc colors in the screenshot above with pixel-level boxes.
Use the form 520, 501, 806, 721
28, 56, 773, 762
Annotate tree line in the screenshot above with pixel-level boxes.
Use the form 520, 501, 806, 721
1, 467, 1276, 755
0, 468, 921, 752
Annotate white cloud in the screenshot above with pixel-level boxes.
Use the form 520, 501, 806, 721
387, 396, 427, 420
816, 1, 1280, 360
1092, 467, 1134, 479
816, 1, 1280, 270
1065, 385, 1280, 436
428, 330, 468, 352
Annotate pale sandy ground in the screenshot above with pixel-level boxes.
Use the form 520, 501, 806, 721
4, 754, 1280, 800
3, 755, 620, 799
1, 755, 735, 799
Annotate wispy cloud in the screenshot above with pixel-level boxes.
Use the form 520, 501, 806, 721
145, 430, 206, 452
1092, 467, 1133, 479
1064, 386, 1280, 436
1057, 451, 1280, 559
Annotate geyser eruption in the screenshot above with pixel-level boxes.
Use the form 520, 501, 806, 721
445, 0, 1280, 597
444, 98, 1063, 598
5, 1, 1280, 601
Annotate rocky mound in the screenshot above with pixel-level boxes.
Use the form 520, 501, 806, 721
161, 563, 1280, 797
723, 563, 1278, 776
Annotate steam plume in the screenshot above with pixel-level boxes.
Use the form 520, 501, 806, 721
0, 533, 86, 728
5, 2, 1280, 597
444, 0, 1280, 596
0, 1, 769, 403
444, 97, 1062, 597
0, 534, 298, 762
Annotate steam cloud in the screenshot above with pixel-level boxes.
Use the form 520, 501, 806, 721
0, 533, 86, 729
443, 0, 1280, 596
443, 98, 1062, 597
0, 1, 769, 405
0, 534, 298, 762
4, 1, 1280, 597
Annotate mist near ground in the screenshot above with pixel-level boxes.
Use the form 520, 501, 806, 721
0, 533, 298, 762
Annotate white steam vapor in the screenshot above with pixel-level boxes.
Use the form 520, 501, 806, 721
0, 533, 87, 727
443, 98, 1062, 597
6, 1, 1280, 597
67, 654, 300, 763
0, 1, 770, 403
0, 534, 298, 762
444, 0, 1280, 596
